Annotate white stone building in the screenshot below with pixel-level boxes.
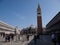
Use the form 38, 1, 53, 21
0, 21, 20, 35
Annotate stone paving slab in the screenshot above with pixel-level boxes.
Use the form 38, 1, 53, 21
0, 35, 34, 45
0, 35, 53, 45
27, 35, 53, 45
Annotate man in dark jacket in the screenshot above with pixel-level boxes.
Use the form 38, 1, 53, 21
57, 33, 60, 45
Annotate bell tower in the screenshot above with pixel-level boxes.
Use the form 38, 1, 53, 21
37, 4, 42, 35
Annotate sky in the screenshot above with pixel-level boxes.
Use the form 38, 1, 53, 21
0, 0, 60, 30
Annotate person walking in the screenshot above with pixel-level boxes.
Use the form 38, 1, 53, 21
10, 34, 14, 40
26, 35, 29, 41
18, 34, 20, 41
5, 34, 7, 42
51, 33, 57, 45
57, 33, 60, 45
5, 34, 10, 42
34, 35, 37, 44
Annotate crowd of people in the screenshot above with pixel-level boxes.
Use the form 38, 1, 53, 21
0, 32, 60, 45
5, 34, 14, 42
0, 33, 15, 42
0, 33, 31, 42
33, 34, 40, 44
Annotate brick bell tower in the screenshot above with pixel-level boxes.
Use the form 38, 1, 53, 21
37, 4, 43, 35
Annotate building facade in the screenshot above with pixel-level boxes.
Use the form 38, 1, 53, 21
46, 12, 60, 34
20, 25, 36, 35
0, 21, 20, 35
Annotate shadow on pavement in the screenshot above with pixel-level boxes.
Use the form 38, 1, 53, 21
27, 35, 53, 45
